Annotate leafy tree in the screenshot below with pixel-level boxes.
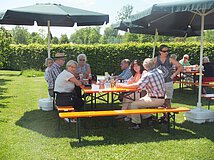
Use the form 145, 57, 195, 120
115, 4, 133, 21
70, 27, 101, 44
100, 26, 118, 44
0, 27, 12, 69
88, 27, 101, 44
51, 36, 59, 44
157, 35, 172, 42
123, 32, 139, 42
204, 30, 214, 42
11, 26, 31, 44
59, 34, 69, 44
138, 34, 154, 42
30, 32, 45, 44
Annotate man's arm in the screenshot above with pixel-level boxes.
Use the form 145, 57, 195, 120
116, 82, 139, 89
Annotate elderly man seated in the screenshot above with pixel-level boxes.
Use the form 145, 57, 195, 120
116, 58, 166, 130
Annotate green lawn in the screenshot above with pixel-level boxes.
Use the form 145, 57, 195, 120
0, 70, 213, 160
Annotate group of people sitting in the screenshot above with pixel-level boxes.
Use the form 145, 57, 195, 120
44, 53, 92, 111
115, 44, 183, 129
43, 44, 213, 130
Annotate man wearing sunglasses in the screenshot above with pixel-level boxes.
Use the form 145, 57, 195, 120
154, 44, 183, 108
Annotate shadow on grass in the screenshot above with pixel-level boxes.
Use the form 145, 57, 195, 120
176, 121, 214, 142
15, 109, 214, 147
0, 79, 13, 109
0, 79, 12, 88
15, 109, 69, 138
172, 88, 198, 106
70, 119, 214, 147
0, 101, 10, 108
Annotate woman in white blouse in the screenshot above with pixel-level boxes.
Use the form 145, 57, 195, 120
54, 60, 83, 110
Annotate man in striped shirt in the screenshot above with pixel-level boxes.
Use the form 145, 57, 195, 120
47, 53, 65, 97
117, 58, 166, 129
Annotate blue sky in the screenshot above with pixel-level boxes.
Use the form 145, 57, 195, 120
1, 0, 173, 37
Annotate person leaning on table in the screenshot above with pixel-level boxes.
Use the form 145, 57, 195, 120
54, 60, 84, 111
116, 60, 146, 121
47, 53, 65, 97
116, 58, 166, 130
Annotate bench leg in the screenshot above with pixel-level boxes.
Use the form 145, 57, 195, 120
208, 100, 211, 110
167, 113, 176, 134
76, 118, 81, 142
58, 116, 61, 131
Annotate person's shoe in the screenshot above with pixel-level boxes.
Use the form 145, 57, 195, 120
115, 115, 126, 119
64, 118, 77, 123
124, 117, 131, 122
128, 123, 141, 130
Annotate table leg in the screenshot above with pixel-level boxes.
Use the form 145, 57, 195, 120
76, 118, 81, 142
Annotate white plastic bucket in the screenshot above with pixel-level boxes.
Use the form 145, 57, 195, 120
38, 98, 53, 111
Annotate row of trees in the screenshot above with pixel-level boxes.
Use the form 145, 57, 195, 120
4, 25, 214, 45
1, 4, 214, 45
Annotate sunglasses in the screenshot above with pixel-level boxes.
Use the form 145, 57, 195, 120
161, 50, 169, 53
79, 59, 85, 61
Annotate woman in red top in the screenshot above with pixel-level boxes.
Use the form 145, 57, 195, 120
119, 60, 146, 121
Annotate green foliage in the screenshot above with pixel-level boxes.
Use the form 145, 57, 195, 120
204, 30, 214, 42
59, 34, 70, 44
51, 36, 59, 44
11, 26, 31, 44
9, 44, 47, 70
70, 27, 101, 44
123, 32, 140, 42
30, 32, 45, 44
100, 26, 118, 44
5, 42, 214, 75
0, 27, 12, 69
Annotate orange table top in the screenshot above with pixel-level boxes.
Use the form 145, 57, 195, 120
82, 87, 139, 94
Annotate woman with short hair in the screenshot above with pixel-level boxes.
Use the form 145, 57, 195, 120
77, 53, 92, 79
54, 60, 83, 111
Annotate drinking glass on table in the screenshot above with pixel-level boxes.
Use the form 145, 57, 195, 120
79, 73, 83, 81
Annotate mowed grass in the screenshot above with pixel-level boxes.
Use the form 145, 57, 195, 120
0, 70, 213, 160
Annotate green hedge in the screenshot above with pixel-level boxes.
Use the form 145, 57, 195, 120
3, 42, 214, 75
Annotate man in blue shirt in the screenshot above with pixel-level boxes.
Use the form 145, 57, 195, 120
118, 59, 132, 80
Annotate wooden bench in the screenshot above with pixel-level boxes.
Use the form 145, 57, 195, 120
174, 81, 214, 93
174, 81, 214, 87
56, 106, 75, 130
56, 106, 74, 112
201, 94, 214, 109
59, 107, 190, 142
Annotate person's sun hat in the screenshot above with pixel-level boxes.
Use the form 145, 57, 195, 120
54, 53, 65, 58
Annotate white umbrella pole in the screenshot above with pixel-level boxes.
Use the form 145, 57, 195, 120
48, 20, 51, 58
196, 14, 204, 109
152, 28, 158, 59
